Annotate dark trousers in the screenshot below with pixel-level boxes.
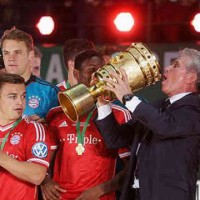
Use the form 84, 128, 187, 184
130, 188, 140, 200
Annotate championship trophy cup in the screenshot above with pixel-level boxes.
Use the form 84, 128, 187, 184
58, 42, 161, 122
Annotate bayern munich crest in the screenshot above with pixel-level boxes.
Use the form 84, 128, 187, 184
32, 142, 48, 158
10, 135, 21, 145
28, 96, 41, 108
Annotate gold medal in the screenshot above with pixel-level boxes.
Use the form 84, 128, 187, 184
76, 143, 85, 155
75, 111, 94, 156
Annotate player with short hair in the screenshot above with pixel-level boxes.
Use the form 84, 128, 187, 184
41, 50, 131, 200
0, 73, 51, 200
1, 27, 59, 122
57, 38, 95, 90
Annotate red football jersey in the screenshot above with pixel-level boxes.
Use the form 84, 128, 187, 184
46, 104, 131, 200
0, 118, 51, 200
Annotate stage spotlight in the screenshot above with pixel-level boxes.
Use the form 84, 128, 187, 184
114, 12, 134, 32
36, 16, 55, 35
191, 13, 200, 33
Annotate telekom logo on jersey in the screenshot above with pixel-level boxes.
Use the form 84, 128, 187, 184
66, 134, 101, 145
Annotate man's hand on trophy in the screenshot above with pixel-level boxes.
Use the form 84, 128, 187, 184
103, 68, 132, 103
90, 72, 98, 87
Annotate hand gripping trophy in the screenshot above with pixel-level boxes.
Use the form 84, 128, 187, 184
58, 43, 161, 122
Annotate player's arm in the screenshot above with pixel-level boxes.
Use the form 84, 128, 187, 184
41, 151, 66, 200
40, 124, 67, 200
0, 151, 46, 185
75, 159, 128, 200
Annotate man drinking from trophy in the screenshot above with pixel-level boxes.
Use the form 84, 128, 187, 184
95, 47, 200, 200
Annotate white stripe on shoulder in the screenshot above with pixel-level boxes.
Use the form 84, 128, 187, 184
34, 123, 39, 141
33, 123, 46, 141
40, 123, 45, 141
111, 104, 132, 122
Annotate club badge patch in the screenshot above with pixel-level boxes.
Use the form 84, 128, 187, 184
32, 142, 48, 158
10, 135, 21, 145
28, 96, 41, 108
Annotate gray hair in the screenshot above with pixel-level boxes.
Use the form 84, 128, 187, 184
179, 48, 200, 92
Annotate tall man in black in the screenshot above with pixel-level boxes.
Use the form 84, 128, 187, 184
95, 48, 200, 200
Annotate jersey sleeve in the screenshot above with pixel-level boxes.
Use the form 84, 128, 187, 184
118, 147, 131, 159
25, 122, 51, 168
111, 103, 132, 124
46, 107, 62, 151
112, 103, 132, 158
45, 124, 58, 152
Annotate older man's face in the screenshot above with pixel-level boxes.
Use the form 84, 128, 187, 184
162, 56, 195, 97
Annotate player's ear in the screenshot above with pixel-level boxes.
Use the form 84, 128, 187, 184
28, 50, 34, 63
67, 60, 75, 71
73, 68, 80, 81
186, 72, 197, 84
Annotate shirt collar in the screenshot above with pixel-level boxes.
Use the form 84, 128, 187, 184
25, 74, 36, 86
169, 92, 192, 104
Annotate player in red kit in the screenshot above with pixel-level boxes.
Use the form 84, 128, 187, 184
41, 50, 131, 200
0, 73, 51, 200
45, 102, 131, 200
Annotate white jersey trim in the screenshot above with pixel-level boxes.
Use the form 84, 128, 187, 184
119, 151, 131, 158
111, 104, 132, 122
0, 122, 15, 132
27, 158, 49, 167
34, 123, 46, 141
51, 145, 58, 150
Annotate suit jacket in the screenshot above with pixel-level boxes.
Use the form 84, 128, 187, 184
95, 93, 200, 200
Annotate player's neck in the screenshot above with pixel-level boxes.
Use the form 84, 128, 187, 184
22, 72, 31, 82
0, 119, 18, 126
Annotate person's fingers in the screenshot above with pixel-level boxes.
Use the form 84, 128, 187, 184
120, 68, 128, 83
35, 118, 45, 123
42, 193, 47, 200
42, 185, 60, 200
29, 114, 39, 121
103, 77, 116, 88
28, 114, 46, 123
108, 70, 123, 83
50, 187, 61, 199
55, 185, 67, 193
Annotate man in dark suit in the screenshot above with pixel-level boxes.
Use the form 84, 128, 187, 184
95, 48, 200, 200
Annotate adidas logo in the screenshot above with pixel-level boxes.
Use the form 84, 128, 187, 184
59, 121, 68, 127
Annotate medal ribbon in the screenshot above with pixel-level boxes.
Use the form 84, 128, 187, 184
0, 118, 22, 151
65, 80, 71, 89
76, 110, 94, 146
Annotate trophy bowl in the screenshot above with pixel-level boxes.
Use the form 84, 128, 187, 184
58, 42, 161, 122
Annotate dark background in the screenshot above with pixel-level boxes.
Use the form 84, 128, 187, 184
0, 0, 199, 46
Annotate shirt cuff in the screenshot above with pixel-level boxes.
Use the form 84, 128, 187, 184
97, 103, 112, 120
125, 96, 142, 112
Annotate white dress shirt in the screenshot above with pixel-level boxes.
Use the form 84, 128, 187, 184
97, 92, 192, 120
